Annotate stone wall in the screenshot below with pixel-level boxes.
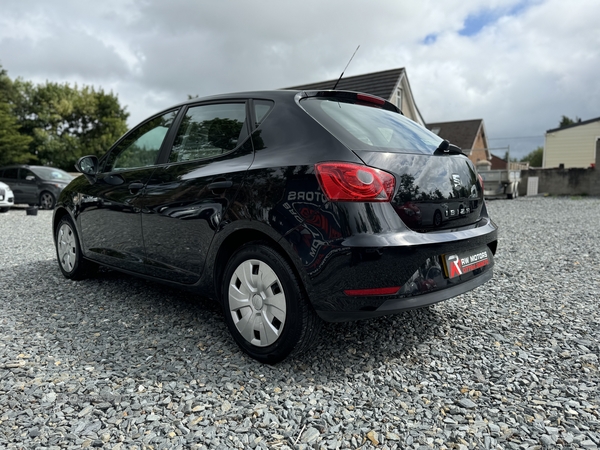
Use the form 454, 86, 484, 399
519, 167, 600, 196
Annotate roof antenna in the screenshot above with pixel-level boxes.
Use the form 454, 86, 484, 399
333, 45, 360, 90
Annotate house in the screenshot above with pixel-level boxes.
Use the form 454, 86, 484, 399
544, 117, 600, 168
426, 119, 491, 166
490, 153, 508, 170
287, 69, 497, 168
285, 68, 425, 126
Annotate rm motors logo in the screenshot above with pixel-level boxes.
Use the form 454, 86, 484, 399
447, 251, 489, 278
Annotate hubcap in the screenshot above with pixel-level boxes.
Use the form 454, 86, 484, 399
41, 193, 53, 209
228, 259, 287, 347
252, 294, 264, 310
57, 223, 77, 272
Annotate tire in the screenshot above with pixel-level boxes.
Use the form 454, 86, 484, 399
39, 191, 56, 210
221, 243, 321, 364
0, 207, 9, 213
55, 216, 95, 280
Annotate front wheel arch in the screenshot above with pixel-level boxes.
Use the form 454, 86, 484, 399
53, 210, 97, 279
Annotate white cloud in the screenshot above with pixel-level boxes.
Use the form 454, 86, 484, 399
1, 0, 598, 158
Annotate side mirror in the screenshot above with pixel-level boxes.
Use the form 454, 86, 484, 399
75, 155, 99, 184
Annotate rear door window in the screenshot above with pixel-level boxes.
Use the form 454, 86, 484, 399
300, 97, 442, 154
168, 103, 247, 163
2, 168, 18, 180
253, 100, 274, 126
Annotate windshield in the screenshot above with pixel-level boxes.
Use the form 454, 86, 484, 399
30, 167, 74, 182
300, 97, 443, 154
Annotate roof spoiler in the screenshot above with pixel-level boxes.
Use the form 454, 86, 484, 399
297, 90, 401, 114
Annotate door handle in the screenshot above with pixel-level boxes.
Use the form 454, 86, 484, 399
128, 182, 145, 193
208, 180, 233, 190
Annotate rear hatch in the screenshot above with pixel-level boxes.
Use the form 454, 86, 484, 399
299, 91, 484, 232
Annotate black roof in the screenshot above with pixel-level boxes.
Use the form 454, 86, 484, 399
546, 116, 600, 133
285, 68, 405, 101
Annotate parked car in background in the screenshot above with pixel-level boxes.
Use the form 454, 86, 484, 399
0, 165, 74, 210
52, 89, 498, 363
0, 181, 14, 212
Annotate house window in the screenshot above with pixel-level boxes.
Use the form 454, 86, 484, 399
396, 88, 403, 110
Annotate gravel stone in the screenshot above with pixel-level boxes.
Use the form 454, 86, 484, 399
300, 426, 320, 443
457, 398, 477, 409
1, 197, 599, 449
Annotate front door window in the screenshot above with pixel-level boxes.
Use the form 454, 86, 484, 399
103, 110, 179, 172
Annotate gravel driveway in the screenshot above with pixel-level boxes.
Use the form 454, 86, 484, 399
1, 197, 599, 450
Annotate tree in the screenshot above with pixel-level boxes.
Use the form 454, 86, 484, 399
503, 151, 518, 163
521, 146, 543, 167
0, 66, 129, 170
559, 115, 581, 128
13, 81, 129, 170
0, 102, 34, 166
0, 67, 34, 165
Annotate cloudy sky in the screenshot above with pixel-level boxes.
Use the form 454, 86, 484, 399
1, 0, 599, 159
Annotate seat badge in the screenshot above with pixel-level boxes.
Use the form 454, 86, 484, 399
451, 174, 461, 189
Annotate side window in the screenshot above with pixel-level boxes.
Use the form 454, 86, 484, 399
20, 169, 36, 181
254, 100, 274, 126
103, 110, 178, 172
169, 103, 247, 163
3, 168, 18, 180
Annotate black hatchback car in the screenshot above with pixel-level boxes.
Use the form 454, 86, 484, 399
0, 165, 74, 209
53, 90, 498, 363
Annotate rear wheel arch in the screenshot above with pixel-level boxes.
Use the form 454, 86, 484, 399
217, 234, 321, 363
213, 229, 310, 302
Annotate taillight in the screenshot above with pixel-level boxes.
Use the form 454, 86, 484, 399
315, 162, 395, 202
478, 173, 484, 190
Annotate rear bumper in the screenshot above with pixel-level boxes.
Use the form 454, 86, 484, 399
316, 268, 492, 322
296, 216, 498, 322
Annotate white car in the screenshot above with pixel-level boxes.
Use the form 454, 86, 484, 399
0, 181, 14, 212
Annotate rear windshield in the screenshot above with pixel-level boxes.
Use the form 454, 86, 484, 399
300, 97, 443, 154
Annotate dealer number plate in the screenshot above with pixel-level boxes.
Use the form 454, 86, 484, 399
442, 247, 490, 279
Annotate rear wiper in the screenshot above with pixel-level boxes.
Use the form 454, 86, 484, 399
434, 140, 465, 156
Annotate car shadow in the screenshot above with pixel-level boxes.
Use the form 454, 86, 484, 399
6, 260, 449, 380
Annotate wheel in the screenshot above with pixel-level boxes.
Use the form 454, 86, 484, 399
55, 216, 95, 280
39, 191, 56, 209
507, 184, 518, 200
0, 207, 9, 213
222, 243, 321, 364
